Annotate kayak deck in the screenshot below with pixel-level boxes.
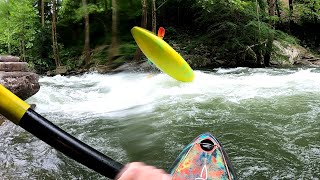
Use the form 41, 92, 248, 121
169, 133, 237, 180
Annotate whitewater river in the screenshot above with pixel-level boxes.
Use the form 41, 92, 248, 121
0, 68, 320, 179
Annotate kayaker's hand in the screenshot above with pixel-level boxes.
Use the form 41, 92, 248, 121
116, 162, 171, 180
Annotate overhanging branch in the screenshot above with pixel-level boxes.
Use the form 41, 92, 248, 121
156, 0, 169, 11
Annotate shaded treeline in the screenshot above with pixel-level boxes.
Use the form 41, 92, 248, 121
0, 0, 319, 73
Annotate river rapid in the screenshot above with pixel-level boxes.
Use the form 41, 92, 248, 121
0, 68, 319, 179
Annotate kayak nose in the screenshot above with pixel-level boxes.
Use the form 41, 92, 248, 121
170, 133, 238, 180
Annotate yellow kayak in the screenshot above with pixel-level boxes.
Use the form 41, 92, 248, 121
131, 26, 194, 82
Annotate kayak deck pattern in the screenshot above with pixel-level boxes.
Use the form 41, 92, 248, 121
170, 133, 237, 180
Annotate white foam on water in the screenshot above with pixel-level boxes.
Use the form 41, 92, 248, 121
27, 69, 320, 118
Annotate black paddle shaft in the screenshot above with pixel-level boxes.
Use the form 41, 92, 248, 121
19, 109, 124, 179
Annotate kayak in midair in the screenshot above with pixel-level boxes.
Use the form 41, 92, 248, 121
131, 26, 194, 82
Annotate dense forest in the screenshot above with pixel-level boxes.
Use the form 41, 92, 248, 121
0, 0, 319, 74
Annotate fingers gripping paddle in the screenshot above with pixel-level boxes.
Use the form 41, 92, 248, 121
0, 84, 123, 179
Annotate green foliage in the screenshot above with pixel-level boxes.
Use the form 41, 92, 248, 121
120, 43, 137, 56
274, 30, 299, 45
58, 0, 81, 23
295, 0, 320, 22
0, 0, 318, 73
0, 0, 37, 55
59, 0, 104, 23
193, 0, 273, 64
91, 45, 109, 64
90, 42, 136, 66
118, 0, 141, 18
26, 26, 53, 73
279, 0, 320, 50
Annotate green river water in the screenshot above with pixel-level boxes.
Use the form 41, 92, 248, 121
0, 68, 319, 179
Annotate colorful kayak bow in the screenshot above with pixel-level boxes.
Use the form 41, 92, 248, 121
170, 133, 237, 180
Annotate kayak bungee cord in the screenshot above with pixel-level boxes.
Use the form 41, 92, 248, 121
0, 84, 123, 179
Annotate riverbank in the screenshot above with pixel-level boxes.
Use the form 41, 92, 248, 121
45, 39, 320, 77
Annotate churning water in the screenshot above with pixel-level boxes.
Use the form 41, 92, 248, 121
0, 68, 320, 179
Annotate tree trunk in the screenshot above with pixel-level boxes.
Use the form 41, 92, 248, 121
151, 0, 156, 34
19, 40, 23, 61
288, 0, 293, 16
51, 0, 60, 67
265, 0, 275, 67
7, 35, 11, 54
254, 0, 263, 67
41, 0, 45, 26
134, 0, 148, 62
104, 0, 110, 38
288, 0, 293, 30
107, 0, 119, 64
82, 0, 91, 65
21, 39, 26, 62
310, 0, 319, 47
268, 0, 275, 17
21, 20, 26, 62
275, 0, 281, 22
256, 50, 264, 67
141, 0, 148, 32
177, 5, 180, 25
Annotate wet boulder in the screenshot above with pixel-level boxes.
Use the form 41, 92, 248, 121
0, 72, 40, 100
0, 62, 29, 72
0, 55, 40, 100
0, 55, 20, 62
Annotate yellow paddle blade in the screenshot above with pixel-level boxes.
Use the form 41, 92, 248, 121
0, 84, 30, 124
